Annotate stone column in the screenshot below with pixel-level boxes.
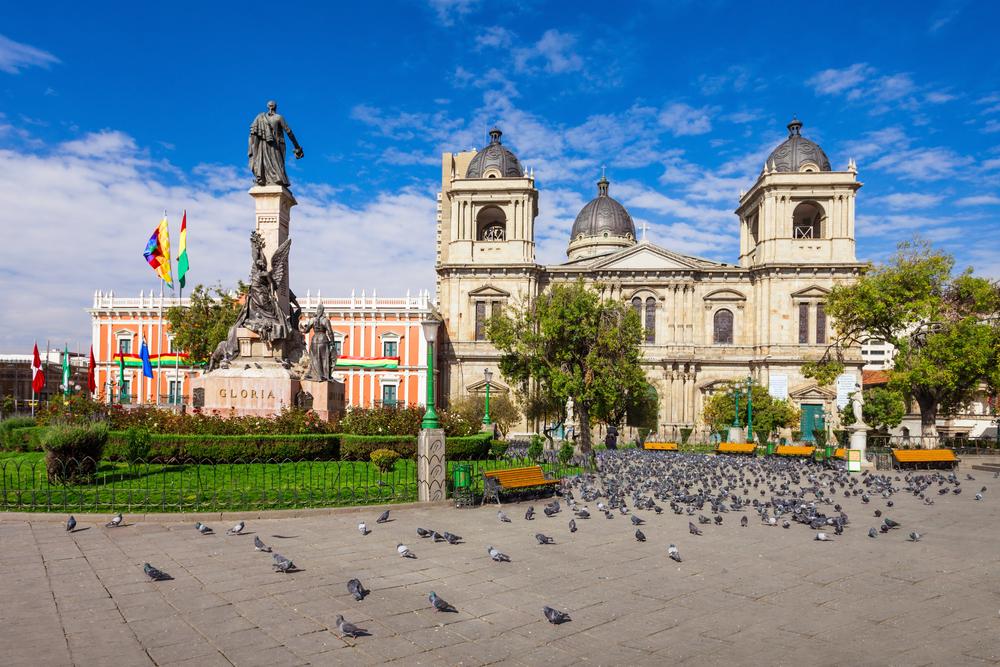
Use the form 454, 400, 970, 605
417, 428, 446, 502
249, 185, 298, 319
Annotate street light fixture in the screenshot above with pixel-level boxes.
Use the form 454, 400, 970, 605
420, 316, 441, 429
482, 368, 493, 426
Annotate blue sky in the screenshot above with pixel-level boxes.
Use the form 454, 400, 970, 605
1, 0, 999, 351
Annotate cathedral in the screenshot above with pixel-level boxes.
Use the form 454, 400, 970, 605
435, 120, 866, 442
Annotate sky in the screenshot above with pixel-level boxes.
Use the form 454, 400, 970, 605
1, 0, 999, 352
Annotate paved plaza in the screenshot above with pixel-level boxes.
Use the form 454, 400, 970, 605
2, 470, 1000, 667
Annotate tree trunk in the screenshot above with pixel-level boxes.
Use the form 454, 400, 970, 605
913, 389, 940, 444
577, 402, 592, 453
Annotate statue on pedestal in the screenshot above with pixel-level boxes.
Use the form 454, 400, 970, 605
248, 101, 304, 187
851, 382, 865, 426
300, 302, 336, 381
242, 231, 292, 343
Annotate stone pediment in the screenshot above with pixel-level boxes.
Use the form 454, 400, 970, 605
465, 378, 509, 394
697, 378, 734, 392
788, 383, 835, 400
790, 285, 831, 299
704, 288, 747, 302
558, 243, 736, 272
468, 284, 511, 298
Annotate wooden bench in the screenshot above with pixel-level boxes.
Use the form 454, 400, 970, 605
832, 448, 847, 459
480, 466, 559, 506
892, 449, 959, 470
644, 442, 678, 451
774, 446, 816, 456
716, 443, 757, 454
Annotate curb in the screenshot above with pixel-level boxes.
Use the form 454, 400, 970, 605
0, 498, 455, 523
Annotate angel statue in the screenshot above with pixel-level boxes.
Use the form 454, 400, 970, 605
242, 231, 292, 343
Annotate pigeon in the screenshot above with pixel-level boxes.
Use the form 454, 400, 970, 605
668, 544, 681, 562
498, 510, 511, 523
335, 615, 366, 638
740, 516, 748, 528
874, 510, 882, 517
359, 522, 367, 536
631, 516, 644, 526
226, 521, 245, 535
577, 508, 590, 520
195, 522, 212, 534
431, 531, 445, 542
967, 474, 975, 480
444, 532, 462, 545
143, 563, 168, 581
272, 554, 293, 572
543, 606, 570, 625
909, 532, 923, 542
253, 536, 271, 552
569, 519, 577, 533
429, 591, 456, 612
254, 362, 262, 369
66, 515, 76, 532
880, 524, 891, 533
689, 522, 702, 536
884, 519, 900, 529
887, 499, 895, 506
106, 513, 123, 528
417, 527, 432, 538
347, 578, 366, 601
635, 529, 646, 542
535, 533, 554, 545
487, 545, 510, 562
714, 516, 723, 525
525, 506, 535, 520
376, 509, 390, 524
604, 510, 614, 519
782, 520, 791, 529
869, 528, 878, 538
397, 542, 415, 558
975, 494, 983, 500
244, 364, 250, 370
815, 533, 831, 541
982, 486, 987, 492
543, 506, 555, 517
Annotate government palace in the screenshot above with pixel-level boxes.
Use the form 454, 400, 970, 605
435, 119, 866, 442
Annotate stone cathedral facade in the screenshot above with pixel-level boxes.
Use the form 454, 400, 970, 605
435, 121, 866, 441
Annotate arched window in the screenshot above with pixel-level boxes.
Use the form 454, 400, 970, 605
632, 297, 642, 323
477, 207, 507, 241
792, 202, 824, 239
645, 297, 656, 344
713, 309, 733, 345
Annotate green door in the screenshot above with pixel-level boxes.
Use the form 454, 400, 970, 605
801, 404, 824, 442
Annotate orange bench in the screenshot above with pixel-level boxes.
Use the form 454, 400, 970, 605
644, 442, 678, 451
774, 446, 816, 456
716, 443, 757, 454
483, 466, 559, 490
832, 448, 847, 458
892, 449, 959, 470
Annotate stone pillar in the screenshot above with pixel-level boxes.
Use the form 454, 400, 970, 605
249, 185, 298, 318
417, 428, 446, 502
850, 424, 872, 469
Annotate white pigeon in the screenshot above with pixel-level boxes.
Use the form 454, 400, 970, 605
668, 544, 681, 563
397, 542, 414, 558
226, 521, 245, 535
359, 522, 367, 535
767, 516, 777, 527
597, 502, 607, 512
814, 533, 830, 541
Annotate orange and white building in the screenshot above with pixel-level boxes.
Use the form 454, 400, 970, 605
86, 288, 440, 409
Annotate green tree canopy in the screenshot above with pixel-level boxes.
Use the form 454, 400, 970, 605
448, 392, 522, 438
840, 387, 906, 434
486, 281, 647, 453
165, 282, 244, 365
807, 236, 1000, 437
701, 381, 801, 442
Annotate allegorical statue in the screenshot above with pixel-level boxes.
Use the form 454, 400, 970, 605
851, 382, 865, 426
242, 230, 292, 343
300, 302, 337, 381
248, 101, 304, 187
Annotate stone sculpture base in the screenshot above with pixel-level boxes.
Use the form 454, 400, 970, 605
299, 379, 346, 422
417, 428, 446, 502
191, 361, 300, 418
849, 424, 873, 469
728, 427, 746, 444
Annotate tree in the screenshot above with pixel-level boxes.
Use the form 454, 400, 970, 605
806, 236, 1000, 437
165, 282, 244, 365
840, 387, 906, 434
486, 281, 647, 453
701, 381, 800, 442
448, 393, 522, 438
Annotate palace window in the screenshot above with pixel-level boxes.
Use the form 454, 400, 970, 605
383, 341, 398, 358
382, 384, 397, 407
816, 304, 827, 345
798, 303, 809, 344
118, 339, 131, 355
334, 340, 342, 356
645, 297, 656, 344
713, 309, 733, 345
475, 302, 486, 341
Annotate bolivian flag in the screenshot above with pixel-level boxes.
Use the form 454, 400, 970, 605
334, 356, 399, 370
143, 217, 173, 287
177, 211, 189, 289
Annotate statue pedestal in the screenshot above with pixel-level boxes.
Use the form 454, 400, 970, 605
249, 185, 297, 318
299, 379, 345, 422
849, 424, 873, 470
729, 427, 746, 444
191, 361, 300, 418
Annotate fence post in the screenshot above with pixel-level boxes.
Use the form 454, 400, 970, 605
417, 428, 446, 502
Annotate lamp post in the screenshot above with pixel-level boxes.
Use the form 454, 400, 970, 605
420, 317, 440, 429
743, 376, 759, 443
482, 368, 493, 426
729, 385, 742, 430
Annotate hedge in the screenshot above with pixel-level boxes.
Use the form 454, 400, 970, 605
2, 425, 46, 452
106, 432, 340, 462
341, 435, 417, 461
445, 433, 493, 460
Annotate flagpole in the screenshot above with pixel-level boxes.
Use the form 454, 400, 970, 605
31, 340, 36, 418
44, 339, 49, 405
175, 282, 181, 406
159, 278, 164, 405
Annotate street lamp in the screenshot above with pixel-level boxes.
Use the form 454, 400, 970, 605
729, 385, 742, 430
482, 368, 493, 426
420, 316, 441, 429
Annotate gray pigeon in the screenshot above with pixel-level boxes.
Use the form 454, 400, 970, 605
487, 545, 510, 562
535, 533, 554, 545
397, 542, 415, 558
909, 532, 923, 542
668, 544, 681, 563
740, 515, 748, 528
444, 532, 462, 544
272, 553, 293, 572
195, 522, 212, 534
417, 527, 432, 538
689, 522, 702, 536
543, 606, 570, 625
143, 563, 168, 581
525, 506, 535, 520
226, 521, 245, 535
347, 578, 366, 601
869, 528, 878, 538
335, 615, 366, 638
631, 515, 643, 525
253, 536, 271, 552
498, 510, 511, 523
376, 509, 390, 524
429, 591, 456, 612
782, 520, 791, 529
569, 519, 577, 533
106, 513, 123, 528
635, 529, 646, 542
66, 515, 76, 532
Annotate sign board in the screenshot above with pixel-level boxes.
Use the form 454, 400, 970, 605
768, 373, 788, 400
836, 374, 857, 410
847, 448, 861, 472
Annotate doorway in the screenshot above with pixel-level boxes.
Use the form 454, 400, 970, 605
800, 404, 824, 442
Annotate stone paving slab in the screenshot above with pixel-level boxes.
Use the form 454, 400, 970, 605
2, 470, 1000, 666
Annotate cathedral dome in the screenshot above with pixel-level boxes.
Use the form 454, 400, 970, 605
465, 127, 524, 179
567, 175, 637, 260
763, 119, 832, 173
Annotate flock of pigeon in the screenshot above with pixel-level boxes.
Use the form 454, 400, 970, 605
60, 449, 993, 641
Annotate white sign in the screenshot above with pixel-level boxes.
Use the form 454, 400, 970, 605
768, 373, 788, 400
837, 374, 857, 410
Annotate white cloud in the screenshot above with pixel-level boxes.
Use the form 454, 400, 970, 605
806, 63, 875, 95
427, 0, 480, 25
856, 213, 952, 237
868, 192, 943, 210
0, 34, 59, 74
378, 147, 439, 166
982, 119, 1000, 133
476, 26, 514, 50
870, 146, 973, 181
513, 30, 584, 75
806, 64, 953, 114
955, 195, 1000, 206
842, 126, 912, 162
722, 109, 766, 124
658, 103, 717, 137
0, 132, 437, 350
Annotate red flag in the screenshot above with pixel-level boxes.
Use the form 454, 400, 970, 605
31, 342, 45, 393
88, 345, 97, 393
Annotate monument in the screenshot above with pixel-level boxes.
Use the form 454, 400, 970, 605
848, 382, 872, 469
192, 103, 344, 421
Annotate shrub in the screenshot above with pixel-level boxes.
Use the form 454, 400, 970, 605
680, 428, 693, 445
122, 426, 152, 467
558, 440, 575, 464
445, 433, 493, 460
340, 435, 416, 461
6, 426, 45, 452
528, 435, 544, 461
370, 448, 401, 473
791, 430, 803, 442
490, 439, 509, 459
105, 432, 340, 462
812, 430, 829, 448
340, 404, 424, 436
1, 416, 38, 450
42, 423, 109, 485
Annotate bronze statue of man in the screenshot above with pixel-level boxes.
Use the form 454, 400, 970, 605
300, 302, 336, 381
248, 101, 304, 187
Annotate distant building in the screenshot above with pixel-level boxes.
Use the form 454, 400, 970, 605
86, 289, 438, 409
0, 350, 80, 410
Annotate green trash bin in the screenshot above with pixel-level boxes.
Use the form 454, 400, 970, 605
766, 443, 775, 456
826, 446, 835, 459
453, 464, 472, 489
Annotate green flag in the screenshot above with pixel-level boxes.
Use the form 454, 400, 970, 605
62, 344, 70, 397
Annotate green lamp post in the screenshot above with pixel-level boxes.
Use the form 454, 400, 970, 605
482, 368, 493, 426
743, 376, 759, 443
730, 385, 742, 430
420, 316, 440, 429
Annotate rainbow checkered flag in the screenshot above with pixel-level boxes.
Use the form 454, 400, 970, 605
143, 217, 173, 287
